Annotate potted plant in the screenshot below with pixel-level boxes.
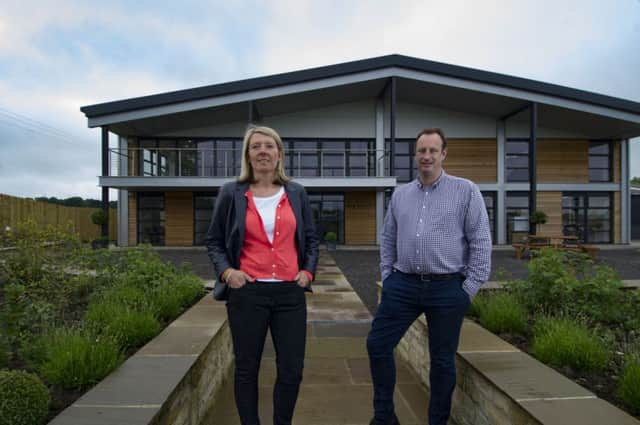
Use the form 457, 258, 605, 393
324, 231, 338, 251
529, 210, 548, 235
90, 210, 109, 249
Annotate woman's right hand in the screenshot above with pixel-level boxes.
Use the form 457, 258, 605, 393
226, 269, 254, 288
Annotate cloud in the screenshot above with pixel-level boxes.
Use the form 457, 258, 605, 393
0, 0, 639, 200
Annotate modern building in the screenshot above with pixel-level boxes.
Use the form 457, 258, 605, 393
80, 55, 640, 247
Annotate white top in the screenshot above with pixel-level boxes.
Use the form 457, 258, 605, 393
253, 186, 285, 243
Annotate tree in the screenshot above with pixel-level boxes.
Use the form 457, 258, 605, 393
631, 176, 640, 187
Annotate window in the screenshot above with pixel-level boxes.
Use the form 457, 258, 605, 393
193, 193, 216, 245
481, 192, 496, 243
386, 139, 414, 183
588, 141, 611, 182
505, 192, 529, 243
505, 139, 529, 182
135, 138, 242, 177
562, 192, 611, 243
138, 193, 165, 245
308, 193, 344, 243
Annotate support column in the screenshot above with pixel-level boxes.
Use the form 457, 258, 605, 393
375, 98, 386, 244
101, 126, 109, 239
528, 103, 537, 234
621, 139, 630, 243
389, 77, 397, 176
117, 136, 128, 246
496, 121, 506, 244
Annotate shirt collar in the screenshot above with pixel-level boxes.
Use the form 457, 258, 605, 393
414, 170, 447, 190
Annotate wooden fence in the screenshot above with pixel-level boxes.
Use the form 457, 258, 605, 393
0, 194, 117, 242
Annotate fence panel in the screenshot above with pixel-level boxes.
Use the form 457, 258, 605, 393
0, 194, 117, 241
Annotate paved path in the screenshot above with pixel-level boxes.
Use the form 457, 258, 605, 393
200, 253, 433, 425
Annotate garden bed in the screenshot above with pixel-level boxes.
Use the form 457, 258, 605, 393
469, 248, 640, 420
0, 221, 204, 424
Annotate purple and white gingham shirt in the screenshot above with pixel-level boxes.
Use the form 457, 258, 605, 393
380, 171, 492, 298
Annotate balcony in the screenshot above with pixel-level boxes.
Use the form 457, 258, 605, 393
102, 148, 396, 190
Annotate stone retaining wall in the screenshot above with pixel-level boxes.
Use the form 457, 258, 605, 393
49, 295, 233, 425
397, 316, 640, 425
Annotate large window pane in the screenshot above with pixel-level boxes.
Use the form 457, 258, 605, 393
138, 193, 165, 246
193, 193, 216, 245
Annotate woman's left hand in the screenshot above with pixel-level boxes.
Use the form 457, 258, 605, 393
295, 271, 310, 287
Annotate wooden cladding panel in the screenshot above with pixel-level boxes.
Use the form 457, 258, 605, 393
614, 192, 621, 243
166, 192, 194, 246
613, 141, 620, 183
445, 139, 497, 183
345, 191, 376, 245
127, 139, 139, 176
537, 140, 588, 183
536, 192, 563, 236
128, 192, 137, 245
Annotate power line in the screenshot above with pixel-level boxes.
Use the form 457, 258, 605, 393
0, 108, 79, 140
0, 116, 89, 148
0, 107, 96, 148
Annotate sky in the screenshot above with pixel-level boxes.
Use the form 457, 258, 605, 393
1, 0, 639, 200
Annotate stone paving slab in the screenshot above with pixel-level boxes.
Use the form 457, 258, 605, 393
462, 351, 594, 401
73, 356, 196, 406
49, 405, 159, 425
137, 325, 216, 356
458, 320, 520, 353
202, 253, 431, 425
520, 397, 640, 425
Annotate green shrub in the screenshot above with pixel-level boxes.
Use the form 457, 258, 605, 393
532, 316, 609, 372
0, 337, 9, 369
150, 276, 203, 321
0, 369, 50, 425
471, 292, 527, 334
40, 328, 123, 390
507, 249, 628, 328
618, 353, 640, 415
85, 301, 160, 349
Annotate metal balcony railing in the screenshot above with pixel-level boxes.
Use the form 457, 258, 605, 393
108, 148, 390, 178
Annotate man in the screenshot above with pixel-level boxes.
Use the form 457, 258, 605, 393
367, 128, 492, 425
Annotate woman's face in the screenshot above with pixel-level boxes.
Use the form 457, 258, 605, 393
247, 132, 282, 175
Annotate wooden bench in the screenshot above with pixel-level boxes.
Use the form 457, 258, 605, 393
512, 235, 598, 259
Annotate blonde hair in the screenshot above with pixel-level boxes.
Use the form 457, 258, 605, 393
238, 126, 290, 184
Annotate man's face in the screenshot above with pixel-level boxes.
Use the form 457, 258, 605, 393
415, 133, 447, 179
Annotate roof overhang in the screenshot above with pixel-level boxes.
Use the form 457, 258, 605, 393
82, 54, 640, 140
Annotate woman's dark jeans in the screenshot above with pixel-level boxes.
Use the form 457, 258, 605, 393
367, 271, 470, 425
227, 282, 307, 425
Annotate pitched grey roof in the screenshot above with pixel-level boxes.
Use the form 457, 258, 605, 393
80, 54, 640, 118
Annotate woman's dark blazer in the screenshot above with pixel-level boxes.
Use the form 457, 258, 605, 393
205, 180, 319, 287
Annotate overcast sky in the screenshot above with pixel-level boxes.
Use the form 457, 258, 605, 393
1, 0, 639, 200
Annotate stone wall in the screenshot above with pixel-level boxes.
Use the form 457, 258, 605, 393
397, 316, 640, 425
49, 295, 234, 425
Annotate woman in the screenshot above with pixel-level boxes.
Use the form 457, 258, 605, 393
205, 126, 319, 425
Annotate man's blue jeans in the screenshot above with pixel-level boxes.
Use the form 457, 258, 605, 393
367, 271, 470, 425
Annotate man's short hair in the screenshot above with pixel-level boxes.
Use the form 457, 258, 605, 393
416, 128, 447, 150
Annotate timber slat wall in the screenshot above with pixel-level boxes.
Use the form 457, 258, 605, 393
344, 191, 376, 244
0, 194, 116, 241
128, 192, 137, 245
445, 139, 497, 183
536, 191, 563, 235
537, 140, 589, 183
166, 192, 194, 246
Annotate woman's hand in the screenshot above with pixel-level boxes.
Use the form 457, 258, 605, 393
226, 269, 254, 288
295, 271, 311, 288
